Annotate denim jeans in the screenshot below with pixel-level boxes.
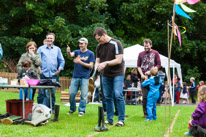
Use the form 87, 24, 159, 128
102, 75, 125, 123
19, 88, 33, 100
69, 78, 89, 114
37, 74, 56, 110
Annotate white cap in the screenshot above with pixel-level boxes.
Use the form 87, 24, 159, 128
78, 37, 88, 44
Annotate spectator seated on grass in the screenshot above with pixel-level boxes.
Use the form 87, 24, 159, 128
184, 85, 206, 136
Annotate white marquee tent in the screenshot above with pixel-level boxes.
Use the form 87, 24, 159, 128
123, 44, 182, 106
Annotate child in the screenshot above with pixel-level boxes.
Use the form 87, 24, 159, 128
181, 82, 188, 104
197, 81, 204, 90
17, 59, 38, 100
175, 78, 181, 104
142, 67, 162, 121
184, 85, 206, 136
190, 77, 196, 104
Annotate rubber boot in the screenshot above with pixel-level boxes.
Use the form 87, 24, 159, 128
100, 106, 108, 131
51, 105, 60, 122
24, 115, 49, 126
1, 118, 13, 124
89, 69, 97, 92
94, 106, 102, 131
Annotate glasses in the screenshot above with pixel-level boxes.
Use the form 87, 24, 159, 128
96, 35, 102, 41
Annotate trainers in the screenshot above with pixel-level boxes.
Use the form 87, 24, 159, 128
67, 110, 74, 115
184, 131, 192, 136
79, 112, 85, 116
115, 121, 125, 127
144, 119, 152, 121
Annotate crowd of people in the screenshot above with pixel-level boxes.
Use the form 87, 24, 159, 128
15, 27, 206, 133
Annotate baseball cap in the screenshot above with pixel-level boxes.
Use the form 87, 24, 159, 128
78, 38, 88, 44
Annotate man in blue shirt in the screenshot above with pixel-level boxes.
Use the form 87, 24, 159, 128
67, 37, 95, 116
37, 33, 65, 112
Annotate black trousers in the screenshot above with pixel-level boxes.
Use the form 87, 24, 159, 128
190, 91, 196, 103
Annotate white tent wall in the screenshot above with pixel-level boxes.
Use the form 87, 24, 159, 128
123, 44, 182, 106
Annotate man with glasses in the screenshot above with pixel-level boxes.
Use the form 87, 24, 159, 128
137, 39, 161, 118
66, 38, 95, 116
93, 27, 125, 127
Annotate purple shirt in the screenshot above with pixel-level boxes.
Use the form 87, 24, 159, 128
137, 49, 161, 74
191, 101, 206, 128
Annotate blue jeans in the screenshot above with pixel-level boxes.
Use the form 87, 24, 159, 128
37, 74, 56, 110
19, 88, 33, 100
102, 75, 125, 123
69, 78, 89, 113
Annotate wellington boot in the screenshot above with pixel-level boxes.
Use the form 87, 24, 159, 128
25, 115, 49, 126
89, 69, 97, 93
100, 106, 108, 131
1, 118, 13, 124
94, 106, 102, 132
51, 105, 60, 122
88, 84, 95, 93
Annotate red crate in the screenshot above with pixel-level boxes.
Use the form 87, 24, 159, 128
6, 99, 33, 118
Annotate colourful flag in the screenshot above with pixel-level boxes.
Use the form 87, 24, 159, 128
180, 3, 196, 12
187, 0, 200, 5
174, 3, 192, 20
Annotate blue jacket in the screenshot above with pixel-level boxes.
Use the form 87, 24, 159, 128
142, 75, 162, 100
190, 82, 196, 92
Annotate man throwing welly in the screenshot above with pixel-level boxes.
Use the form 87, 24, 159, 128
93, 27, 125, 126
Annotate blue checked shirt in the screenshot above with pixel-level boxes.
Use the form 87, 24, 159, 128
37, 45, 65, 77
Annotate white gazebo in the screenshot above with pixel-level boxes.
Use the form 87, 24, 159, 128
123, 44, 182, 106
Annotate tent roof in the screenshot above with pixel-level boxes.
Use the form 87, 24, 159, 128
123, 44, 181, 69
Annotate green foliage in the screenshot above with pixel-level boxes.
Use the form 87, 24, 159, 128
0, 36, 30, 58
0, 0, 206, 79
184, 66, 202, 83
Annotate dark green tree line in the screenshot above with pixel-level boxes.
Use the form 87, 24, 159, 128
0, 0, 205, 82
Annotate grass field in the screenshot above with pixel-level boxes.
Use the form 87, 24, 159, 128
0, 91, 196, 137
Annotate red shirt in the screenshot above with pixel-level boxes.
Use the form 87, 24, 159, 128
137, 49, 161, 74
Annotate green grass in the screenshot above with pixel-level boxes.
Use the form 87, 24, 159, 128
0, 91, 196, 137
